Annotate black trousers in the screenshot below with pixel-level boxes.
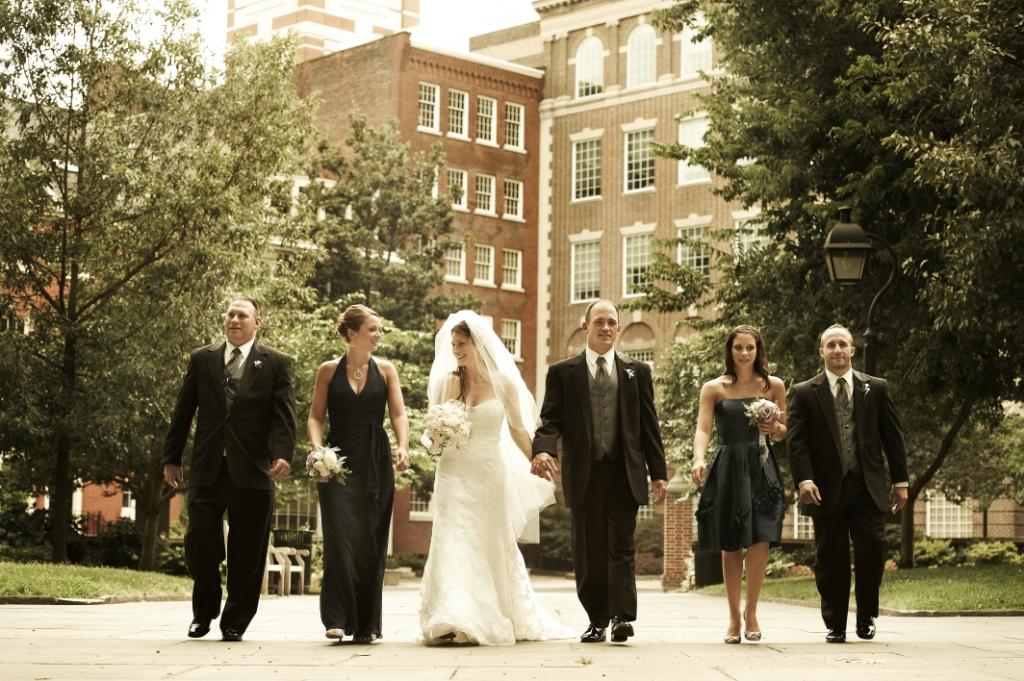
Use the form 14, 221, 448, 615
811, 472, 886, 631
186, 462, 274, 633
571, 457, 639, 627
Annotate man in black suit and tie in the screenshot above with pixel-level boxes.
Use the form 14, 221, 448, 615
163, 297, 296, 642
787, 324, 908, 643
532, 299, 667, 644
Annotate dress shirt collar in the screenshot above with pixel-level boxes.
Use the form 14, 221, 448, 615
224, 337, 256, 365
825, 367, 855, 396
585, 346, 616, 378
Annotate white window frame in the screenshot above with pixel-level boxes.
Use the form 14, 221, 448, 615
677, 116, 711, 186
574, 36, 605, 98
569, 234, 602, 303
504, 102, 525, 152
447, 168, 468, 211
447, 89, 469, 139
501, 248, 523, 291
473, 244, 496, 286
625, 24, 658, 89
417, 82, 440, 134
474, 174, 496, 215
409, 486, 432, 521
679, 12, 713, 79
675, 215, 712, 275
500, 319, 523, 361
925, 491, 974, 539
792, 501, 814, 540
626, 349, 655, 368
503, 178, 524, 221
733, 208, 767, 255
571, 129, 603, 202
476, 95, 498, 146
621, 223, 655, 298
443, 243, 467, 283
624, 127, 656, 193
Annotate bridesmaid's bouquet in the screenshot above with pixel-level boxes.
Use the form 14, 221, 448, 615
744, 398, 782, 463
306, 445, 348, 484
422, 400, 471, 459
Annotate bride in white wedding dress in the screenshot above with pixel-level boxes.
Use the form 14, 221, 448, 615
419, 311, 573, 646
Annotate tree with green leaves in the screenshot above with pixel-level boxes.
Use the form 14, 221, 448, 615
646, 0, 1024, 565
0, 0, 313, 562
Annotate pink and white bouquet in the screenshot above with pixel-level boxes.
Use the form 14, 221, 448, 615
744, 398, 782, 463
422, 400, 471, 459
306, 445, 347, 484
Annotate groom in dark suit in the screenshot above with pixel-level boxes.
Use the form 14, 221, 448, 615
532, 299, 667, 644
787, 324, 908, 643
163, 297, 296, 642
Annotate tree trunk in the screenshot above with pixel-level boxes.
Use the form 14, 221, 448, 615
51, 332, 78, 563
137, 496, 162, 571
899, 494, 916, 567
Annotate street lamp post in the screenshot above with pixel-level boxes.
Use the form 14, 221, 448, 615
823, 207, 897, 375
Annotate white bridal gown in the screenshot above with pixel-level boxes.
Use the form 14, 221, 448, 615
419, 400, 572, 645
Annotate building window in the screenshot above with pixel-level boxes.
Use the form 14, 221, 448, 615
476, 96, 497, 145
623, 233, 652, 297
626, 24, 657, 88
409, 486, 432, 520
500, 319, 522, 360
625, 129, 656, 192
418, 82, 440, 132
571, 240, 601, 302
474, 174, 495, 214
473, 244, 495, 285
572, 138, 602, 200
446, 168, 467, 210
734, 217, 767, 254
447, 89, 468, 138
626, 349, 655, 368
678, 118, 711, 185
503, 179, 523, 220
925, 491, 974, 538
444, 243, 466, 282
680, 14, 713, 78
120, 489, 135, 520
504, 102, 524, 151
1, 306, 21, 333
792, 502, 814, 540
678, 224, 710, 274
502, 249, 523, 290
575, 36, 604, 98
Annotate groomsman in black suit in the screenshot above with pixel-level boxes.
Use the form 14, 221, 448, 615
532, 299, 667, 643
163, 297, 296, 642
787, 324, 908, 643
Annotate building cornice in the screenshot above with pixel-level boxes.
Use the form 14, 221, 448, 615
410, 40, 544, 79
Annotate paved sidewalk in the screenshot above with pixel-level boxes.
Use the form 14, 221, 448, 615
1, 577, 1021, 681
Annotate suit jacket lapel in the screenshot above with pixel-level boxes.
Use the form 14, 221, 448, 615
812, 372, 843, 456
615, 352, 638, 413
571, 352, 592, 448
208, 342, 227, 409
852, 371, 868, 436
230, 343, 266, 410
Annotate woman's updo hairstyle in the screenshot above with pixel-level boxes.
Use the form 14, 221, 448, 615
336, 304, 379, 343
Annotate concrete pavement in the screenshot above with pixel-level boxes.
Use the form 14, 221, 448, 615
1, 577, 1021, 681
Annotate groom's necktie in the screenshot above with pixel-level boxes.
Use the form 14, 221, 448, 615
224, 347, 243, 409
835, 376, 856, 474
595, 356, 609, 390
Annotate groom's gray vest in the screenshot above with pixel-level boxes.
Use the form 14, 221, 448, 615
588, 360, 620, 460
834, 387, 860, 476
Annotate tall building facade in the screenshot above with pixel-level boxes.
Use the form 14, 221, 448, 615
228, 0, 421, 61
293, 32, 544, 553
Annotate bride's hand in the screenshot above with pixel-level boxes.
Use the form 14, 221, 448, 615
393, 447, 410, 472
531, 452, 557, 480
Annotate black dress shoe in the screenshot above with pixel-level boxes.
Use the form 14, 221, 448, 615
826, 629, 847, 643
187, 619, 211, 639
580, 624, 606, 643
221, 627, 244, 642
610, 616, 634, 643
856, 618, 876, 640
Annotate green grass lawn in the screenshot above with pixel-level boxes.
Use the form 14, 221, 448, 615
697, 564, 1024, 611
0, 561, 192, 600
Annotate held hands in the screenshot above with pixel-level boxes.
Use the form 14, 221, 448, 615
799, 480, 822, 506
650, 479, 667, 504
269, 458, 291, 482
393, 447, 410, 472
163, 464, 183, 489
690, 460, 707, 487
890, 486, 908, 514
531, 452, 558, 480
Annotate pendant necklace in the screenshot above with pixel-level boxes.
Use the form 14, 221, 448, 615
350, 363, 364, 380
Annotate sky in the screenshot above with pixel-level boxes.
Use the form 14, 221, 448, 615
198, 0, 539, 60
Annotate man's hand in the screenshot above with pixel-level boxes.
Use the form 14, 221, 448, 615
393, 447, 410, 472
650, 479, 667, 504
530, 452, 558, 480
269, 458, 291, 482
799, 480, 822, 506
163, 464, 183, 489
890, 486, 908, 514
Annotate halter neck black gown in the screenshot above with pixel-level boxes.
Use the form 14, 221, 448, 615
318, 357, 394, 638
696, 398, 785, 552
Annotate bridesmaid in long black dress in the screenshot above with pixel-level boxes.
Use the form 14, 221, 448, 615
690, 325, 787, 644
307, 304, 410, 643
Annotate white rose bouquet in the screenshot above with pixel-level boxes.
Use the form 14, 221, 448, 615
744, 398, 782, 463
422, 400, 472, 459
305, 445, 348, 484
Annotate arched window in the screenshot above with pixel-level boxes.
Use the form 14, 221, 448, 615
575, 37, 604, 98
680, 14, 712, 78
626, 24, 657, 88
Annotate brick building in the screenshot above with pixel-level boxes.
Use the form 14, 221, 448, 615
292, 31, 544, 553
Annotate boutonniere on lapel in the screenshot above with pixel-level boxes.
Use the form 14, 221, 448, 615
625, 368, 635, 379
253, 360, 263, 371
861, 382, 870, 396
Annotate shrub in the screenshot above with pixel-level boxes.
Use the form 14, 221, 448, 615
159, 542, 188, 576
389, 552, 426, 574
765, 552, 795, 578
785, 543, 816, 567
963, 541, 1023, 566
914, 538, 957, 567
634, 514, 664, 576
97, 519, 142, 568
538, 503, 573, 571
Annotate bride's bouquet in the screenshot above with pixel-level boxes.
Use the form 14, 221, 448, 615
305, 445, 348, 484
422, 400, 472, 459
744, 398, 782, 463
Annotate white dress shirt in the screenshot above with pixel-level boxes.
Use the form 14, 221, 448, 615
224, 337, 256, 366
585, 346, 616, 380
